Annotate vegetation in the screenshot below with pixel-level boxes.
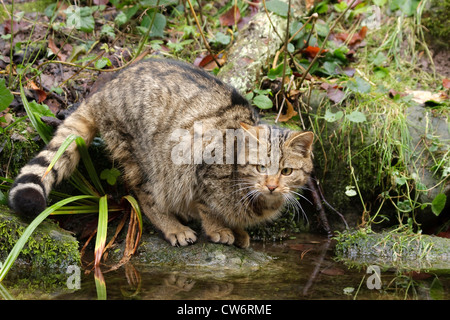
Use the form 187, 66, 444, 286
0, 0, 448, 293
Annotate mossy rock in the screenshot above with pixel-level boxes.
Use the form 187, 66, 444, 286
335, 229, 450, 272
0, 205, 80, 271
108, 232, 273, 275
422, 0, 450, 50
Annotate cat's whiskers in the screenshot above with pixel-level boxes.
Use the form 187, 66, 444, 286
284, 192, 309, 224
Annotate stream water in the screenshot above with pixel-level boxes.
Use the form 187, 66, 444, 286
1, 233, 449, 300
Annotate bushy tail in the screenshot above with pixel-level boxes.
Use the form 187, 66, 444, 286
8, 102, 97, 218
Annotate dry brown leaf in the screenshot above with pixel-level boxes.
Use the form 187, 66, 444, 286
219, 5, 241, 26
278, 99, 298, 122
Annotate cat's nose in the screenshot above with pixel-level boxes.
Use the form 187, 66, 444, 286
267, 185, 278, 192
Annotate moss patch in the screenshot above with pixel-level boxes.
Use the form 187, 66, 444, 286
0, 205, 80, 271
335, 228, 450, 271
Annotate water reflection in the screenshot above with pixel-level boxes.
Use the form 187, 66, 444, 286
1, 234, 449, 300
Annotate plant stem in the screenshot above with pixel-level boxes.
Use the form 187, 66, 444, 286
297, 0, 357, 89
136, 0, 160, 57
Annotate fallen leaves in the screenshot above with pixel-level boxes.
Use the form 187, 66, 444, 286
219, 5, 241, 27
301, 45, 328, 58
333, 26, 368, 48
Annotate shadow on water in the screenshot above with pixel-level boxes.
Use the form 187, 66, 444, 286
1, 233, 450, 300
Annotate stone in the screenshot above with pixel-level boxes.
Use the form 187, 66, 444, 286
0, 205, 80, 270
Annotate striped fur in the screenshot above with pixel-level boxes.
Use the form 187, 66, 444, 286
9, 58, 313, 248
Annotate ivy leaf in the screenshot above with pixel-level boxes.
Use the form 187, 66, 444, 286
432, 193, 447, 216
65, 6, 95, 33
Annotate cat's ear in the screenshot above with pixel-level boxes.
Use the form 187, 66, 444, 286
285, 131, 314, 157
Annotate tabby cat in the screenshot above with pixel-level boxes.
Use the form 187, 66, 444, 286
8, 58, 313, 248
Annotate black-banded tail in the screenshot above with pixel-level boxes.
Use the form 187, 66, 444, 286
8, 102, 97, 218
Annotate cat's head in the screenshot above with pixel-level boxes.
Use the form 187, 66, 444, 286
237, 123, 314, 209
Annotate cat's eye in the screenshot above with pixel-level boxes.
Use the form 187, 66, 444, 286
281, 168, 293, 176
256, 165, 267, 173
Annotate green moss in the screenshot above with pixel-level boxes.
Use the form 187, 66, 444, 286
0, 205, 80, 270
0, 121, 43, 178
334, 228, 450, 271
422, 0, 450, 49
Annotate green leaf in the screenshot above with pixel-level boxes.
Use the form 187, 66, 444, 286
334, 1, 348, 12
0, 79, 14, 112
94, 195, 109, 267
0, 191, 7, 205
267, 63, 284, 80
347, 76, 371, 94
95, 57, 112, 69
373, 66, 389, 79
65, 6, 95, 33
314, 2, 329, 14
100, 168, 121, 186
76, 137, 105, 195
267, 63, 291, 80
390, 0, 419, 16
123, 195, 143, 237
265, 0, 289, 17
212, 32, 231, 45
373, 0, 387, 6
20, 82, 53, 144
346, 110, 367, 123
371, 52, 387, 66
42, 134, 79, 180
324, 109, 343, 122
140, 12, 166, 38
114, 11, 128, 26
431, 193, 447, 216
253, 95, 273, 109
100, 25, 115, 38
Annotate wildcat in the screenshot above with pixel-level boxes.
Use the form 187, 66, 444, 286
8, 58, 313, 248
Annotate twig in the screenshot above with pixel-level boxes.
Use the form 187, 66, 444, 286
307, 177, 332, 236
186, 0, 222, 68
278, 0, 291, 102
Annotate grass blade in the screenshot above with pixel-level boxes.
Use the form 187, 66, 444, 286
75, 137, 105, 195
123, 195, 143, 239
0, 195, 98, 282
94, 267, 107, 300
19, 81, 52, 144
69, 169, 100, 197
42, 134, 78, 180
94, 195, 108, 267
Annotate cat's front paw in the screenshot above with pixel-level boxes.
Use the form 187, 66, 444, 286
233, 229, 250, 249
165, 228, 197, 247
206, 228, 235, 245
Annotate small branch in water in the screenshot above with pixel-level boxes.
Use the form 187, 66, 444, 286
307, 177, 332, 236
